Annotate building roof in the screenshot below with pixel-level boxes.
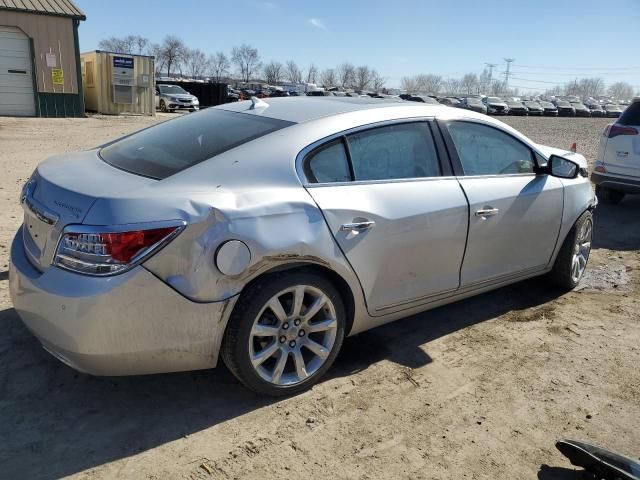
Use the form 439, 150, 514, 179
0, 0, 85, 20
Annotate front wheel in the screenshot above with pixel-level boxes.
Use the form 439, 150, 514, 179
159, 100, 167, 113
221, 271, 346, 396
549, 211, 593, 290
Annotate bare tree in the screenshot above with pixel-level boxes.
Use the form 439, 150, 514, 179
149, 43, 165, 75
400, 76, 418, 93
608, 81, 634, 100
321, 68, 337, 88
416, 74, 443, 94
544, 85, 563, 97
443, 78, 461, 94
263, 61, 284, 85
578, 77, 604, 97
231, 44, 261, 83
337, 62, 355, 89
208, 52, 230, 82
354, 65, 371, 91
157, 35, 187, 77
370, 70, 386, 91
306, 64, 318, 84
460, 73, 479, 94
98, 35, 149, 55
184, 48, 208, 79
490, 80, 504, 95
284, 60, 303, 83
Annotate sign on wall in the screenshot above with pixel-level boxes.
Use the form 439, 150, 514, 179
45, 52, 57, 68
51, 68, 64, 85
113, 56, 134, 69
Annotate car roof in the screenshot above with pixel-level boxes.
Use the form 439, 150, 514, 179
215, 96, 431, 123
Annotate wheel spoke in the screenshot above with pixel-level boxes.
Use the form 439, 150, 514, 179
303, 338, 330, 359
302, 294, 328, 322
578, 254, 587, 270
306, 318, 337, 333
571, 256, 580, 278
292, 348, 308, 381
271, 350, 288, 384
251, 341, 279, 367
267, 296, 287, 323
291, 286, 305, 317
251, 323, 280, 337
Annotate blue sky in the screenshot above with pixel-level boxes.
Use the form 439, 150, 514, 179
76, 0, 640, 91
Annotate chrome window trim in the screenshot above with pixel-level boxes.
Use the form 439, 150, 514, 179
295, 116, 440, 186
305, 175, 460, 188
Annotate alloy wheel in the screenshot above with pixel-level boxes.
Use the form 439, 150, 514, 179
248, 285, 338, 386
571, 217, 592, 283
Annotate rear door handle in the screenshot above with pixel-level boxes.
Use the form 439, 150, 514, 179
475, 208, 499, 217
341, 220, 375, 232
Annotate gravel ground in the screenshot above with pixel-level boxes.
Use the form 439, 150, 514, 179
0, 113, 638, 480
500, 116, 611, 167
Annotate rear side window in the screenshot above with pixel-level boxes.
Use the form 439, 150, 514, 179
304, 140, 351, 183
346, 123, 441, 181
619, 102, 640, 126
100, 109, 293, 179
446, 121, 534, 175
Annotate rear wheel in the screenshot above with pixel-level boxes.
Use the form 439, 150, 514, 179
596, 185, 625, 205
549, 211, 593, 290
221, 271, 346, 396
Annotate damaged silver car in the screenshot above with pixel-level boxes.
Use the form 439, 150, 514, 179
10, 97, 596, 396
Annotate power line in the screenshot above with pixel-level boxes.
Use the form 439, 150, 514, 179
515, 64, 640, 71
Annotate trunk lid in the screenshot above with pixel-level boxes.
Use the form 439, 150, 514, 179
22, 150, 155, 270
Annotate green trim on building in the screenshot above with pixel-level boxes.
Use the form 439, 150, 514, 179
37, 92, 83, 117
28, 37, 40, 117
72, 19, 85, 114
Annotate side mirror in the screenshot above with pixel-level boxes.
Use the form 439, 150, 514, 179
548, 154, 579, 179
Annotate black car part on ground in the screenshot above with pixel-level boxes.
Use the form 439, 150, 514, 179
555, 439, 640, 480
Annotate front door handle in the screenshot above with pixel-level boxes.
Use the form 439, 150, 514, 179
475, 208, 499, 217
341, 220, 375, 232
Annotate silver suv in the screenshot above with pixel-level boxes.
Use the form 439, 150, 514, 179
155, 84, 199, 112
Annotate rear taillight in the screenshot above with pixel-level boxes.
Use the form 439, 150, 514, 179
594, 165, 606, 173
54, 222, 185, 276
604, 124, 638, 138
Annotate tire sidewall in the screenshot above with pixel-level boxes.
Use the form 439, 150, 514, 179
223, 271, 346, 396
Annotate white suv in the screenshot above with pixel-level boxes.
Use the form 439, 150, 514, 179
592, 97, 640, 204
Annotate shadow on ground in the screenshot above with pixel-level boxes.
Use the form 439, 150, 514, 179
0, 274, 564, 479
593, 194, 640, 251
537, 464, 583, 480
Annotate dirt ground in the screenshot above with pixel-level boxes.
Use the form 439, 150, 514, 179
0, 113, 638, 480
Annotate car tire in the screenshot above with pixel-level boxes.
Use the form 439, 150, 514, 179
595, 185, 625, 205
221, 270, 346, 396
159, 100, 167, 113
549, 210, 593, 290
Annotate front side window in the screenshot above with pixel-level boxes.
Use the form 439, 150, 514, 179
346, 123, 441, 181
446, 121, 534, 175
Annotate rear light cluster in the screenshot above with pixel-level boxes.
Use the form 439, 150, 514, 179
604, 124, 638, 138
54, 223, 184, 276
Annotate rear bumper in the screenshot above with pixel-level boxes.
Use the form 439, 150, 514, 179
9, 229, 232, 375
591, 171, 640, 194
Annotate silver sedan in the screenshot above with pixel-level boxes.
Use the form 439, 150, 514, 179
9, 97, 596, 396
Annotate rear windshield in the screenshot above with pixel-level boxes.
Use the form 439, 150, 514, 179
100, 109, 293, 179
619, 102, 640, 125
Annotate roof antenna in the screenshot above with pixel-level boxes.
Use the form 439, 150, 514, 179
249, 96, 269, 110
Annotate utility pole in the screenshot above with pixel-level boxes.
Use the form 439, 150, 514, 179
504, 58, 515, 90
485, 63, 497, 84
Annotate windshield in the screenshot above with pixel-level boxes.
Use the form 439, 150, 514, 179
540, 102, 554, 107
487, 97, 502, 103
507, 101, 523, 107
606, 104, 620, 109
524, 102, 540, 107
556, 101, 570, 106
571, 103, 586, 108
158, 84, 189, 95
466, 98, 482, 105
100, 109, 293, 179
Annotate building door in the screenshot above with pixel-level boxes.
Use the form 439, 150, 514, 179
0, 27, 36, 116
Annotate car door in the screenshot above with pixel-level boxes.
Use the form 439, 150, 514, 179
440, 119, 564, 286
302, 120, 469, 316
